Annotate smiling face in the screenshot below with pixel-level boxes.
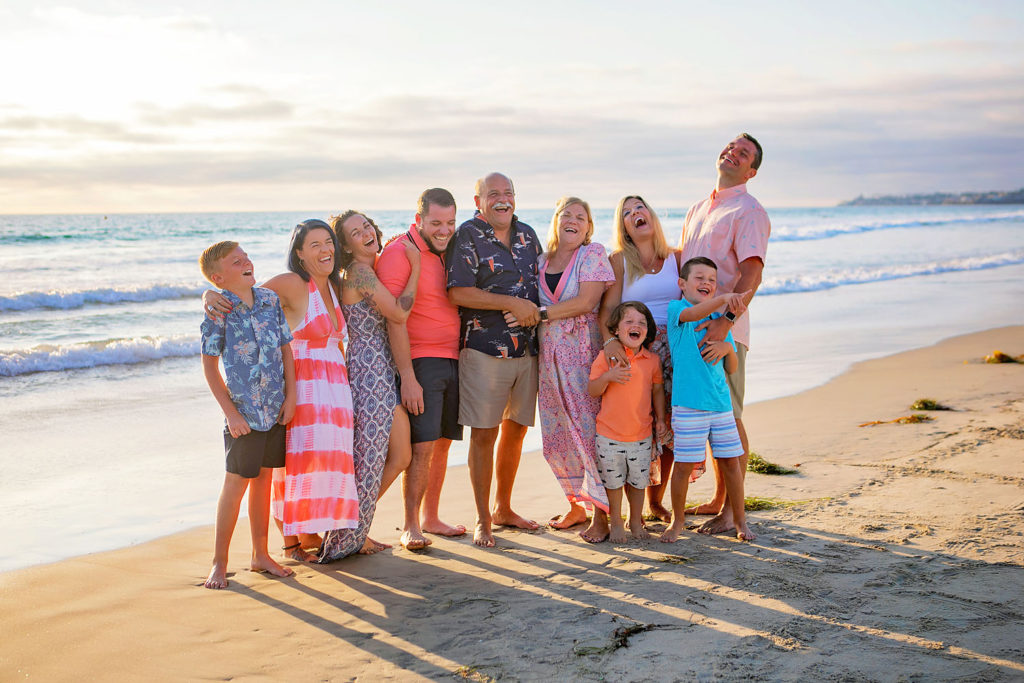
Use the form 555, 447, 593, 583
296, 227, 336, 278
716, 136, 759, 184
475, 173, 515, 231
555, 202, 590, 252
416, 203, 457, 255
614, 306, 649, 352
620, 197, 653, 243
340, 213, 381, 263
211, 245, 255, 291
679, 263, 718, 305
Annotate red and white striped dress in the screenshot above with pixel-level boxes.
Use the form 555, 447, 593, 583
272, 278, 358, 536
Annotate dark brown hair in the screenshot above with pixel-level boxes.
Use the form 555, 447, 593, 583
606, 300, 656, 350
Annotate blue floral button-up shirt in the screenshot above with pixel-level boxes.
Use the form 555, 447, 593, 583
200, 287, 293, 431
446, 216, 541, 358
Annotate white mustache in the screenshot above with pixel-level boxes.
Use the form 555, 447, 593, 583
494, 202, 513, 210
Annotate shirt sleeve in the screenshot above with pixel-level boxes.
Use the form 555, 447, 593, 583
376, 239, 413, 298
579, 243, 615, 284
734, 202, 771, 265
589, 353, 609, 380
200, 316, 225, 356
446, 227, 480, 289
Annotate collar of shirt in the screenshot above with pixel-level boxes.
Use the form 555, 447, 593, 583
469, 215, 524, 243
709, 183, 749, 205
625, 346, 653, 363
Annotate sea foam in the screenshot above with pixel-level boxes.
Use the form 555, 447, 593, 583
0, 283, 206, 312
0, 335, 199, 376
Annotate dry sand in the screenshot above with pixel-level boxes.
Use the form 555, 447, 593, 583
2, 326, 1022, 681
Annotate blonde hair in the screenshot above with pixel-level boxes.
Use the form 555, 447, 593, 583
612, 195, 672, 284
546, 196, 594, 252
199, 241, 239, 283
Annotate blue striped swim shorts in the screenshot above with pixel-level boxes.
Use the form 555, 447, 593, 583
670, 406, 744, 463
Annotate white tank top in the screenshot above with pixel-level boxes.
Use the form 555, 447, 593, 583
620, 256, 680, 326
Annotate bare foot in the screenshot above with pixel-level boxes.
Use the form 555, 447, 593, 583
298, 533, 323, 550
579, 515, 609, 544
608, 524, 628, 544
422, 519, 467, 537
358, 537, 390, 555
473, 523, 495, 548
660, 525, 685, 543
549, 505, 588, 530
697, 512, 736, 536
684, 500, 722, 516
401, 530, 432, 551
629, 521, 651, 541
492, 509, 540, 530
284, 545, 317, 562
736, 522, 757, 542
205, 563, 229, 589
251, 554, 294, 578
647, 502, 672, 523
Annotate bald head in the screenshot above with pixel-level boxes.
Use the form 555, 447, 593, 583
474, 172, 516, 231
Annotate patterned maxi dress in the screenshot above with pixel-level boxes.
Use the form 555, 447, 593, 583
317, 297, 398, 562
538, 242, 615, 513
271, 279, 359, 536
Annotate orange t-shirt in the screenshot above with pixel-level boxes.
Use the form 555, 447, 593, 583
589, 347, 663, 442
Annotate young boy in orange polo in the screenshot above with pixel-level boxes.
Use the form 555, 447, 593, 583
588, 301, 667, 543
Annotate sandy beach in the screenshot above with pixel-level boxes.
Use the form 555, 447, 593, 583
2, 326, 1022, 681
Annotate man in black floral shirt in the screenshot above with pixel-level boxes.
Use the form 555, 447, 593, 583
447, 172, 542, 547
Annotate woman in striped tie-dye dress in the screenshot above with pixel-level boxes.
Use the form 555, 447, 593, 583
205, 218, 360, 562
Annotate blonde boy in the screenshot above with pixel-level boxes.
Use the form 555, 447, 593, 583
661, 257, 756, 542
199, 241, 296, 588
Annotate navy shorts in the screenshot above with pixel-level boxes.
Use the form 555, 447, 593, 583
401, 357, 463, 444
224, 422, 286, 478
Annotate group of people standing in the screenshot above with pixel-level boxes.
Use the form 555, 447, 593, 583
199, 134, 770, 589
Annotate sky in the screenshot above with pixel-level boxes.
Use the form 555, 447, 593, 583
1, 1, 1022, 213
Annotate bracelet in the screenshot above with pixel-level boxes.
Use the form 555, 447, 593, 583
603, 338, 617, 347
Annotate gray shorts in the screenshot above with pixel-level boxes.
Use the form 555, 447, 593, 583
596, 435, 652, 490
726, 342, 747, 418
458, 348, 538, 428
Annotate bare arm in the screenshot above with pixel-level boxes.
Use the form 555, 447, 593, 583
588, 364, 631, 397
596, 252, 627, 367
202, 354, 250, 438
652, 381, 668, 442
348, 260, 420, 323
545, 281, 606, 320
278, 344, 296, 425
698, 257, 764, 344
677, 291, 749, 324
388, 319, 424, 416
448, 287, 540, 327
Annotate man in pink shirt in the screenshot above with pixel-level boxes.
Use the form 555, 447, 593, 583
678, 133, 771, 536
376, 188, 465, 550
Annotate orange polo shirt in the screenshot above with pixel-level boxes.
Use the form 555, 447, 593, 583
375, 226, 460, 360
590, 347, 663, 442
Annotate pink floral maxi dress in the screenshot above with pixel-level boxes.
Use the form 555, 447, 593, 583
537, 242, 615, 513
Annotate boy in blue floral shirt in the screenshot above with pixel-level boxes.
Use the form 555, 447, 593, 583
199, 241, 296, 589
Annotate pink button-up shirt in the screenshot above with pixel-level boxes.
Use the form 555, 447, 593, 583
678, 184, 770, 348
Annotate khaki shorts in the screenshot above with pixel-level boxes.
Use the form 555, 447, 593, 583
726, 342, 747, 418
458, 348, 538, 428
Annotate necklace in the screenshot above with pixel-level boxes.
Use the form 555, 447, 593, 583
641, 254, 661, 274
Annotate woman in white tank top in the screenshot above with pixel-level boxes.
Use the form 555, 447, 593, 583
592, 196, 703, 540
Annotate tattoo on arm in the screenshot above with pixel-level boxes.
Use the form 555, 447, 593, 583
399, 294, 414, 311
352, 264, 377, 301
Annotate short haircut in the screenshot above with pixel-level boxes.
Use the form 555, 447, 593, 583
546, 196, 594, 253
199, 240, 239, 283
474, 172, 514, 198
329, 210, 383, 270
606, 300, 657, 350
417, 187, 456, 217
739, 132, 763, 170
680, 256, 717, 279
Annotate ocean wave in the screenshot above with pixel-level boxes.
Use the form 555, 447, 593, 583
761, 250, 1024, 295
773, 210, 1024, 242
0, 335, 198, 377
0, 283, 206, 312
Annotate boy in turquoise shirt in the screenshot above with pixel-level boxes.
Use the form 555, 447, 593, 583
661, 257, 755, 543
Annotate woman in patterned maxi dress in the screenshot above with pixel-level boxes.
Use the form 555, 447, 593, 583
318, 210, 422, 560
204, 219, 361, 562
535, 197, 616, 542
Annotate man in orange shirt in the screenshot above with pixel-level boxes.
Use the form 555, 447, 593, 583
376, 188, 465, 550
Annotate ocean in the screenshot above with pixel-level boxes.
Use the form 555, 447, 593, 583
3, 203, 1023, 572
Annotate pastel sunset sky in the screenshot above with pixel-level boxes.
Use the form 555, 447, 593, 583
2, 1, 1021, 213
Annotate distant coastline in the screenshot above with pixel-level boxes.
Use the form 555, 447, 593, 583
840, 188, 1024, 206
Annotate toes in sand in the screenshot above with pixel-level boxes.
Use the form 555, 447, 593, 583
422, 520, 467, 537
251, 555, 294, 578
473, 523, 496, 548
204, 564, 229, 589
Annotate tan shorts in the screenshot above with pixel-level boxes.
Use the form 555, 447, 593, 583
726, 342, 747, 418
458, 348, 538, 428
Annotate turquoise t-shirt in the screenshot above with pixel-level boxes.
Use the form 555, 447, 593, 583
666, 298, 735, 412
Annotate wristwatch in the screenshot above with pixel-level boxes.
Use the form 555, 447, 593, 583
539, 306, 549, 322
724, 311, 737, 322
